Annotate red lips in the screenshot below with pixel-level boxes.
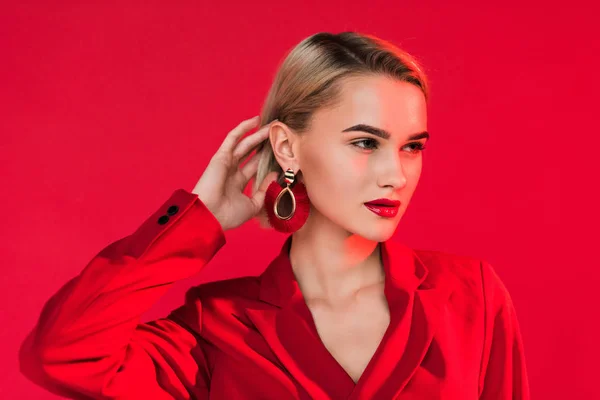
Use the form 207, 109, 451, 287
365, 198, 401, 207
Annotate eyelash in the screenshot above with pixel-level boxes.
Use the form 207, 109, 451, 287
351, 138, 427, 153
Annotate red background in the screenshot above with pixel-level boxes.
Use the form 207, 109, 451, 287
2, 1, 598, 398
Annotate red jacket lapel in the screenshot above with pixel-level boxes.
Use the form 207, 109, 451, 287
244, 235, 457, 399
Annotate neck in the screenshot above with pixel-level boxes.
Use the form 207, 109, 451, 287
288, 220, 385, 304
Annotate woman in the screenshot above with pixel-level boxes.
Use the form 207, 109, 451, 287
20, 32, 530, 399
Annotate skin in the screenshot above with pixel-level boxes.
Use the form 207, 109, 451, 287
267, 74, 429, 382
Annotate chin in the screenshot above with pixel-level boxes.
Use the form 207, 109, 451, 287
338, 210, 400, 242
350, 224, 398, 243
371, 230, 397, 243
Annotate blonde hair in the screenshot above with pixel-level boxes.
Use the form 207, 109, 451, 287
251, 31, 430, 227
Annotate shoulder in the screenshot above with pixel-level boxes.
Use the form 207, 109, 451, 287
413, 247, 483, 293
413, 247, 515, 312
167, 275, 262, 332
183, 275, 262, 309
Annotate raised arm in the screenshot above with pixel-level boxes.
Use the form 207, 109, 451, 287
20, 116, 280, 399
19, 189, 225, 399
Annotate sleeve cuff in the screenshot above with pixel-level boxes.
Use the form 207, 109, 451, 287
125, 189, 226, 262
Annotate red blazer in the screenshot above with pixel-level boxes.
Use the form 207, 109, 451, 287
20, 189, 530, 399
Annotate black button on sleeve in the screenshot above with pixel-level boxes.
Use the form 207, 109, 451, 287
157, 215, 169, 225
167, 205, 179, 216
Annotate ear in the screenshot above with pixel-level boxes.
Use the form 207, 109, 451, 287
268, 121, 301, 173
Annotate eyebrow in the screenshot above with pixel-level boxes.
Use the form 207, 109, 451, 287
341, 124, 429, 141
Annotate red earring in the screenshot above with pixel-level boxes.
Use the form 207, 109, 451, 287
264, 168, 310, 233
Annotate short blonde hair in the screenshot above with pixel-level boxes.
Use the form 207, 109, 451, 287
252, 31, 429, 227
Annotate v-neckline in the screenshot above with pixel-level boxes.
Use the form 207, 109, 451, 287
296, 279, 392, 387
244, 234, 456, 399
256, 252, 414, 396
304, 302, 392, 387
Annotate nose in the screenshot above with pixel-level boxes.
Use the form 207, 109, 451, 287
377, 153, 408, 190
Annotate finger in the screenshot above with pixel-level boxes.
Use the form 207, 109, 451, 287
250, 170, 279, 213
233, 124, 271, 163
237, 119, 277, 164
217, 115, 261, 155
238, 139, 265, 166
237, 152, 261, 188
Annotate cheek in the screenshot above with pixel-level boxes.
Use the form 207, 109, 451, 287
301, 149, 363, 206
406, 161, 423, 187
399, 160, 423, 207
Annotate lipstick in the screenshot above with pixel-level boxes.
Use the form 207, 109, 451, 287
364, 199, 400, 218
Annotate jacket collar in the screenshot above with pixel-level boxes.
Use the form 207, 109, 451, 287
257, 234, 432, 308
244, 234, 456, 399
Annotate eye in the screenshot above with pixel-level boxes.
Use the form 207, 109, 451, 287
403, 142, 427, 154
351, 139, 427, 154
351, 138, 379, 150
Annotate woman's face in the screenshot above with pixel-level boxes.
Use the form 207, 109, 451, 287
273, 74, 428, 242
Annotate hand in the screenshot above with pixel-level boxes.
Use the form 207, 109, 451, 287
191, 116, 280, 232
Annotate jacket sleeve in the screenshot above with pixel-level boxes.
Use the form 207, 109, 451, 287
19, 189, 226, 400
478, 260, 531, 400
